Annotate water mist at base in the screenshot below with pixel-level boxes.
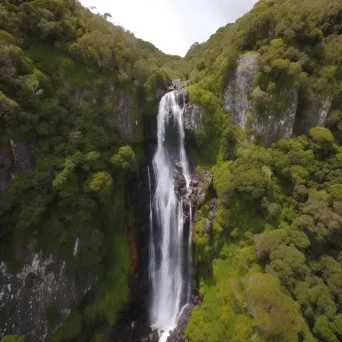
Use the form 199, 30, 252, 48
148, 91, 192, 342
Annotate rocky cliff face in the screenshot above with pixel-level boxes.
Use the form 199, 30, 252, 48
66, 80, 143, 143
0, 247, 76, 341
295, 96, 333, 135
0, 141, 35, 191
253, 87, 299, 145
110, 86, 141, 142
224, 53, 259, 129
224, 53, 332, 145
183, 103, 204, 133
171, 80, 204, 136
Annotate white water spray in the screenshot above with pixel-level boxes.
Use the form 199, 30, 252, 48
148, 91, 192, 342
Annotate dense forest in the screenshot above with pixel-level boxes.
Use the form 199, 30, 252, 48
1, 0, 342, 341
0, 0, 178, 340
184, 1, 342, 341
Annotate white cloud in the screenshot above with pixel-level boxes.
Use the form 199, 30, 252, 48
79, 0, 258, 56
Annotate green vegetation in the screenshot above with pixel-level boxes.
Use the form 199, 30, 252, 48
182, 0, 342, 150
0, 0, 180, 339
188, 131, 342, 341
183, 1, 342, 341
0, 337, 26, 342
1, 0, 342, 341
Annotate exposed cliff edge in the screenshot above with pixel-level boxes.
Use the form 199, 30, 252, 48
224, 53, 259, 130
295, 96, 333, 135
223, 53, 333, 145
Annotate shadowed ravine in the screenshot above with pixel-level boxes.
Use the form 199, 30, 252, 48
148, 91, 192, 342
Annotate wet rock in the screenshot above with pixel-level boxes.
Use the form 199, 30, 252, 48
190, 193, 197, 203
166, 304, 193, 342
110, 304, 158, 342
175, 162, 184, 172
174, 91, 187, 108
167, 79, 204, 135
137, 328, 159, 342
191, 294, 202, 306
171, 79, 187, 92
174, 171, 187, 198
190, 179, 199, 187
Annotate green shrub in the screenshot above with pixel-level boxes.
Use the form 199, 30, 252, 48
310, 127, 334, 143
1, 337, 26, 342
0, 30, 15, 45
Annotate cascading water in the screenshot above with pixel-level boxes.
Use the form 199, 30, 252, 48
148, 91, 192, 342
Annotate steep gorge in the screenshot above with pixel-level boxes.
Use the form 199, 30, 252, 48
2, 0, 342, 342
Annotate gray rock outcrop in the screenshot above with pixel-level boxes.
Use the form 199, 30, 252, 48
103, 85, 142, 142
224, 52, 299, 145
169, 79, 188, 92
253, 87, 299, 145
295, 96, 333, 134
224, 53, 259, 129
183, 103, 204, 132
224, 52, 333, 145
171, 80, 204, 135
0, 249, 76, 341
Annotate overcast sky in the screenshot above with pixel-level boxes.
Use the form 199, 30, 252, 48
79, 0, 258, 56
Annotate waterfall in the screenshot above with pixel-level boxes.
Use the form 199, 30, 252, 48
149, 91, 192, 342
148, 166, 156, 293
187, 205, 192, 303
